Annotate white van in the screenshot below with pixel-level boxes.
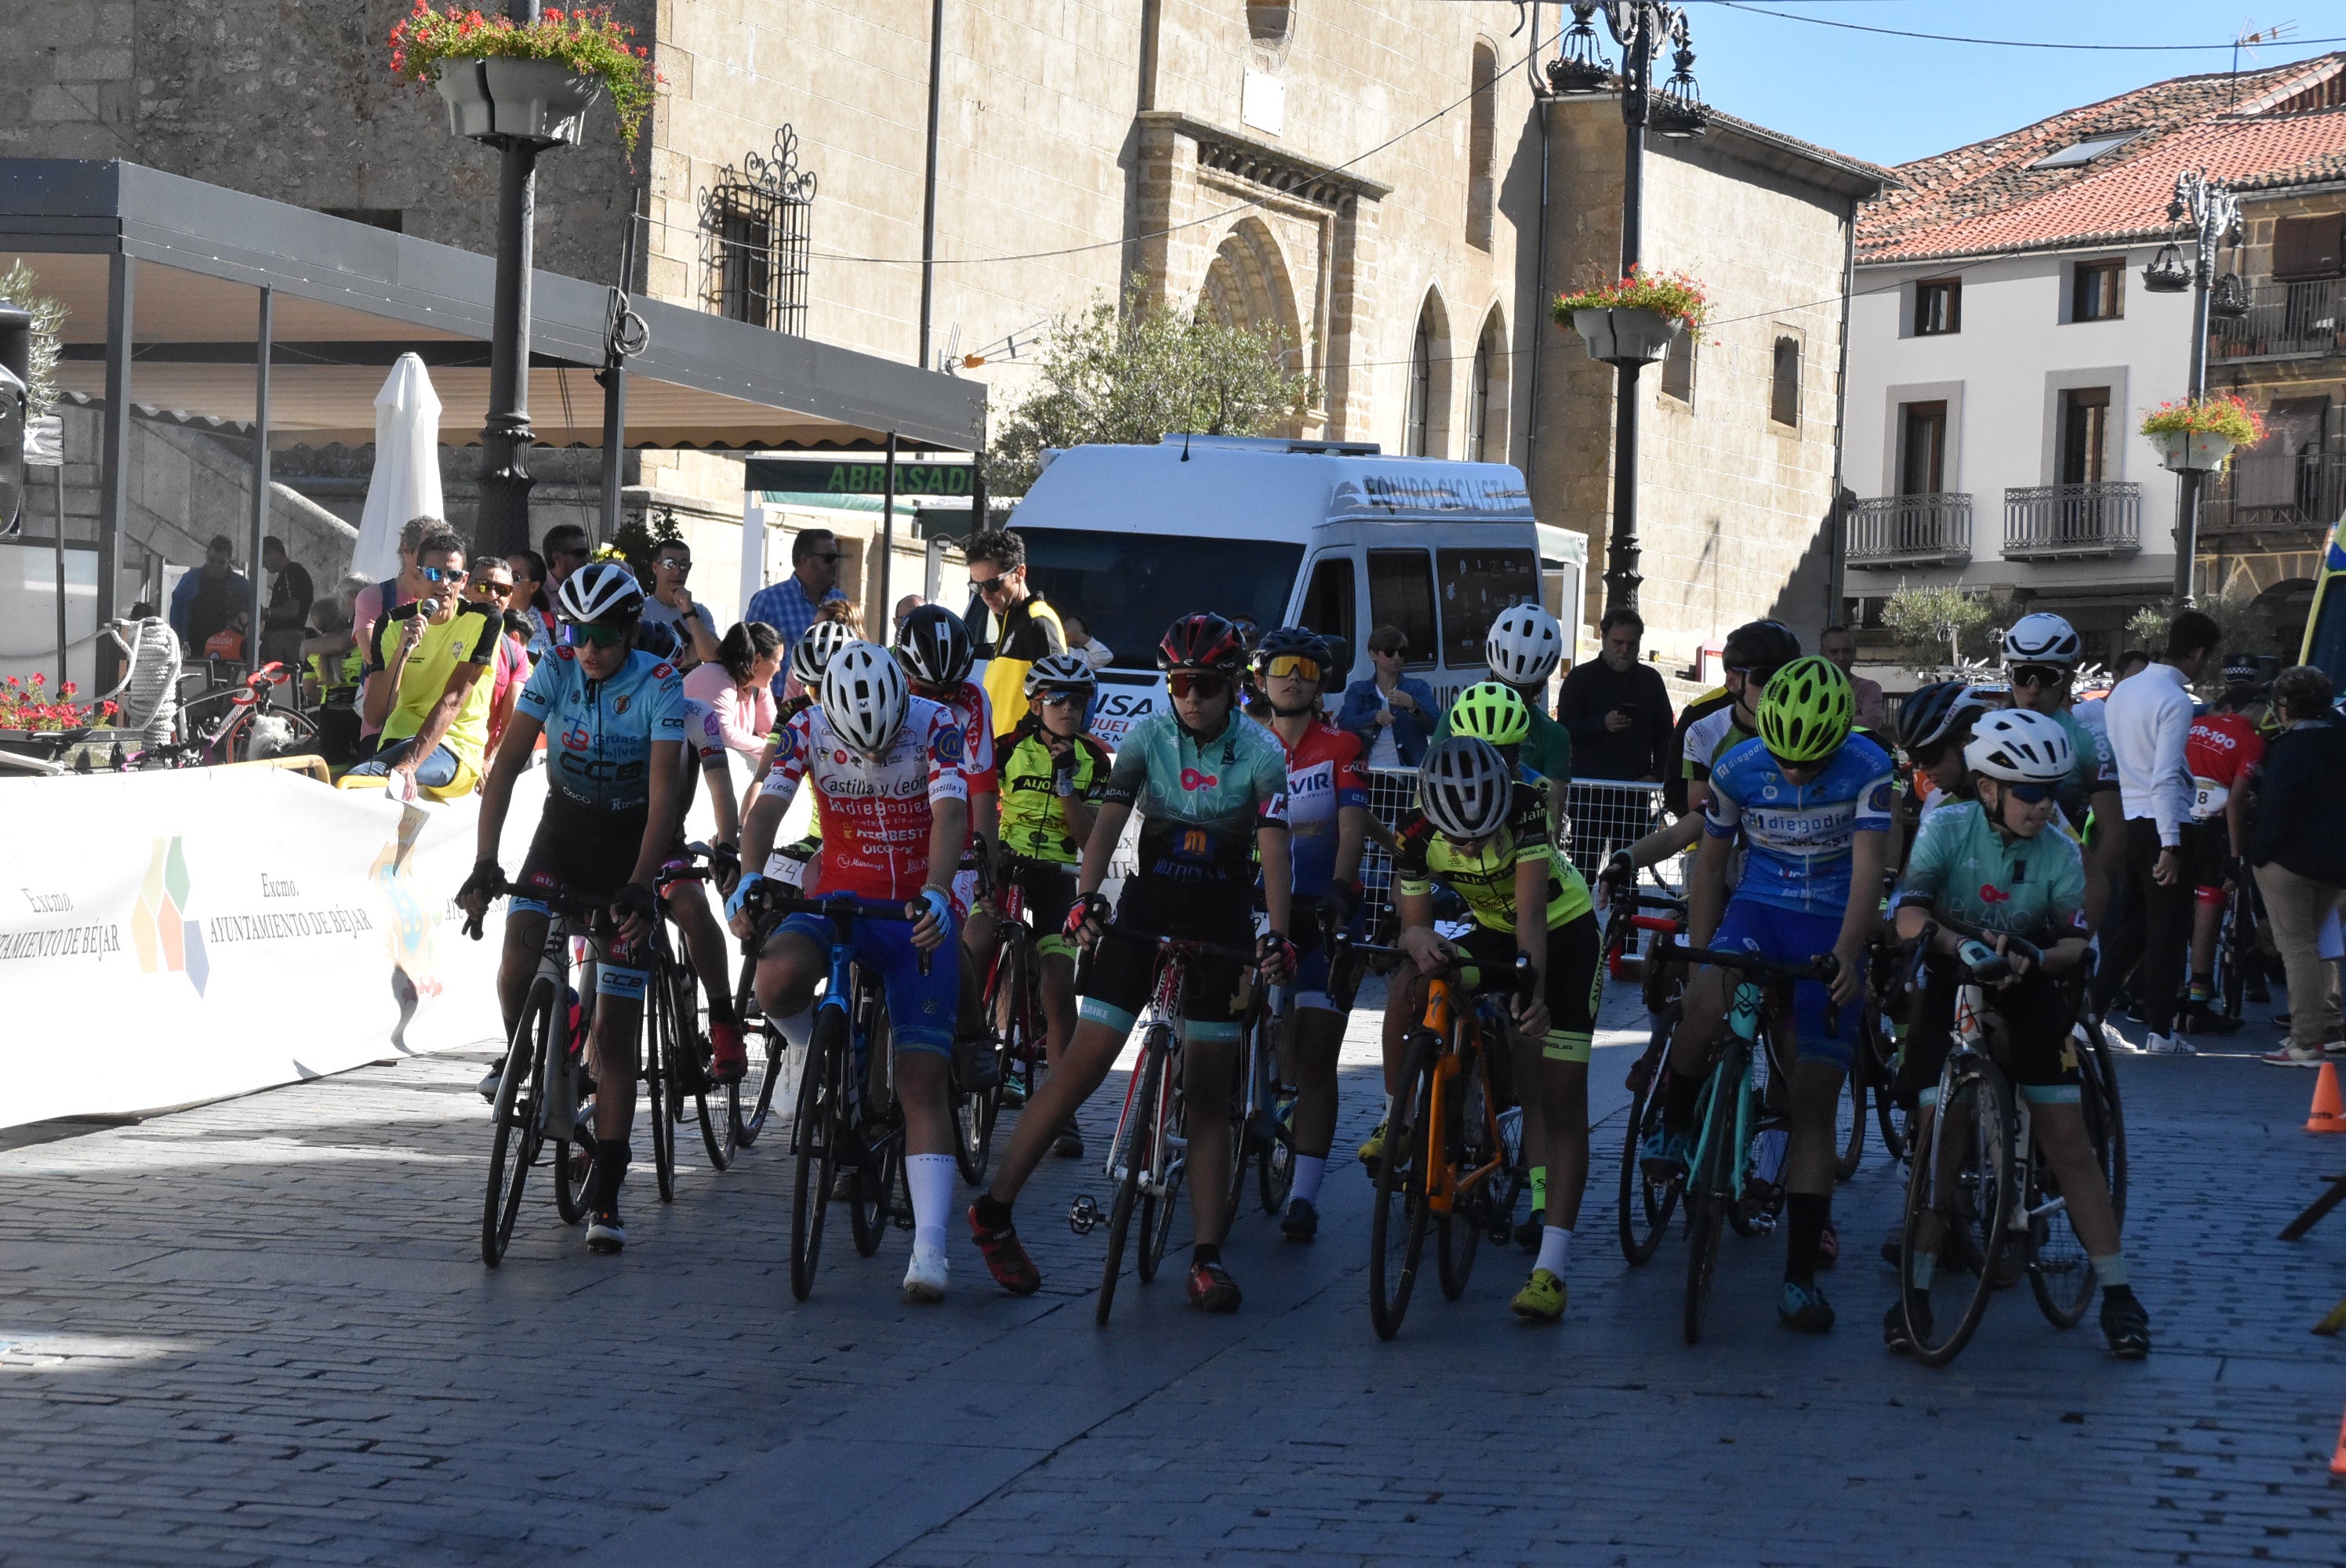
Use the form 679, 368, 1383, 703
1000, 434, 1580, 747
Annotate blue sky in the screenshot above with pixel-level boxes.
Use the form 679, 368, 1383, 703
1654, 2, 2346, 167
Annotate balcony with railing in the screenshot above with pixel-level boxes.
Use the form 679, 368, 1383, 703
2200, 448, 2346, 541
2209, 278, 2346, 362
1845, 493, 1973, 568
2003, 482, 2141, 560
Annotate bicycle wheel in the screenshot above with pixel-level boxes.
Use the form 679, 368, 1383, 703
553, 1135, 593, 1225
227, 707, 320, 764
644, 954, 677, 1204
1899, 1064, 2017, 1368
1138, 1072, 1188, 1286
482, 979, 554, 1268
732, 958, 783, 1148
853, 1124, 902, 1258
2032, 1032, 2125, 1329
1251, 1008, 1294, 1215
1368, 1033, 1440, 1341
1865, 1007, 1910, 1163
2084, 1029, 2126, 1226
955, 956, 1013, 1186
1618, 1060, 1681, 1265
1681, 1097, 1733, 1346
1437, 1051, 1490, 1301
1097, 1036, 1164, 1326
1832, 1055, 1866, 1181
790, 1008, 846, 1301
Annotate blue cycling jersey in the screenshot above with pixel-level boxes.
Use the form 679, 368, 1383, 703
1703, 733, 1894, 916
515, 647, 688, 815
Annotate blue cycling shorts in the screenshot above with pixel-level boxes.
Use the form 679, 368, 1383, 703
1709, 898, 1858, 1069
772, 911, 959, 1057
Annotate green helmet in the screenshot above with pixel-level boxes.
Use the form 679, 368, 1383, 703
1756, 655, 1854, 764
1450, 681, 1531, 746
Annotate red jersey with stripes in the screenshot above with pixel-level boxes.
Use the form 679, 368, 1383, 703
761, 695, 969, 901
2184, 711, 2264, 821
1271, 717, 1368, 898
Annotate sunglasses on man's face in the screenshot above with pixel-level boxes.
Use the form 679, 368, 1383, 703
1262, 655, 1321, 682
971, 573, 1015, 598
551, 547, 590, 563
655, 557, 692, 575
468, 580, 513, 600
1167, 670, 1230, 700
806, 551, 841, 565
572, 621, 633, 648
419, 564, 469, 585
2010, 665, 2066, 689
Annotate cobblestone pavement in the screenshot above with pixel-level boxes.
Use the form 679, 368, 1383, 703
4, 979, 2344, 1567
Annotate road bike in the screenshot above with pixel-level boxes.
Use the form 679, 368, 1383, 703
1344, 931, 1533, 1341
728, 946, 789, 1148
1893, 918, 2126, 1367
647, 851, 735, 1182
969, 851, 1059, 1185
474, 887, 605, 1267
147, 661, 319, 768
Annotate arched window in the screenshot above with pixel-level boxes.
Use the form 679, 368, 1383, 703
1405, 316, 1433, 457
1404, 292, 1452, 459
1466, 42, 1498, 249
1467, 321, 1502, 461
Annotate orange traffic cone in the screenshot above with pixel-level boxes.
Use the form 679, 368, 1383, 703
2332, 1402, 2346, 1475
2311, 1063, 2346, 1134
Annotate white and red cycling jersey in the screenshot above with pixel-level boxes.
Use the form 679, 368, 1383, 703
761, 696, 970, 902
2184, 710, 2264, 821
920, 679, 998, 795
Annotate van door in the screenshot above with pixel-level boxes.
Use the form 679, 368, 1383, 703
1295, 548, 1361, 684
1366, 546, 1442, 697
1432, 542, 1539, 706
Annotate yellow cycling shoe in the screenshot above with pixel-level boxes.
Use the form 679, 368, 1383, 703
1355, 1119, 1388, 1171
1510, 1269, 1567, 1323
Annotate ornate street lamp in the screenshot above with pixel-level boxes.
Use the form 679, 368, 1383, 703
2163, 169, 2243, 604
1548, 2, 1705, 615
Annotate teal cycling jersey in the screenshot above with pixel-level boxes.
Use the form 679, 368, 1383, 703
1894, 798, 2087, 944
2046, 705, 2118, 832
516, 646, 688, 815
1100, 710, 1290, 886
1704, 733, 1894, 917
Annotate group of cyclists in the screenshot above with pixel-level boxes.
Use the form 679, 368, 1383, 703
449, 553, 2159, 1359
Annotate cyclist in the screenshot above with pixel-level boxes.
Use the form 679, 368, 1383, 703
2183, 668, 2268, 1033
1392, 735, 1602, 1323
895, 604, 1004, 1090
968, 612, 1293, 1312
724, 641, 971, 1303
1251, 627, 1371, 1240
1884, 707, 2146, 1359
746, 619, 857, 814
1425, 603, 1573, 786
1642, 655, 1891, 1332
991, 650, 1114, 1158
455, 562, 688, 1255
2000, 613, 2122, 928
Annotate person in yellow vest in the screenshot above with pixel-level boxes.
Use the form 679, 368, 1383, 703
349, 526, 499, 795
963, 528, 1066, 727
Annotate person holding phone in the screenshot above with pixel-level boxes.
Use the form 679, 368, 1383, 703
1555, 607, 1674, 784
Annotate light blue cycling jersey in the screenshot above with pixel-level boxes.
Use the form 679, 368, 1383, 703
1100, 710, 1290, 887
1703, 732, 1894, 916
515, 646, 688, 815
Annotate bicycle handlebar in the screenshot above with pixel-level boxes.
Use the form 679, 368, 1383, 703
1332, 933, 1538, 1005
1912, 913, 2045, 984
1663, 942, 1839, 986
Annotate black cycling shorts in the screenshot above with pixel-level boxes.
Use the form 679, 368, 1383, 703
1004, 860, 1080, 961
2184, 816, 2232, 894
1897, 958, 2085, 1105
1447, 913, 1602, 1067
1076, 875, 1254, 1043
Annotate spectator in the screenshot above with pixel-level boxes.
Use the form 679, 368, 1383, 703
351, 517, 438, 658
685, 621, 783, 767
2115, 648, 2153, 682
508, 549, 554, 641
1338, 624, 1436, 768
815, 594, 865, 635
961, 527, 1067, 725
347, 528, 501, 794
2253, 666, 2346, 1065
744, 526, 848, 703
539, 524, 591, 596
1819, 623, 1889, 734
463, 555, 532, 754
639, 537, 722, 667
302, 573, 369, 697
2094, 608, 2224, 1054
259, 535, 314, 670
1556, 607, 1675, 782
893, 593, 928, 634
169, 535, 252, 655
1063, 609, 1114, 672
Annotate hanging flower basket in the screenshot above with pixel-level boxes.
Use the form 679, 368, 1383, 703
1552, 267, 1708, 368
389, 3, 662, 158
2141, 394, 2264, 473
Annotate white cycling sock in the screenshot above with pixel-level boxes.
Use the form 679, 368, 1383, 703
1534, 1225, 1572, 1278
1291, 1154, 1327, 1207
906, 1153, 956, 1254
2091, 1253, 2129, 1289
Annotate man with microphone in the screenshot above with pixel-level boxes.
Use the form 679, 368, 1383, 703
347, 526, 502, 798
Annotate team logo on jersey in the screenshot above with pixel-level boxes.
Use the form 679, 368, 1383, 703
833, 750, 850, 764
1979, 884, 2010, 906
561, 725, 590, 751
1181, 768, 1218, 790
1868, 782, 1895, 814
935, 726, 964, 765
774, 726, 802, 761
1762, 785, 1780, 800
613, 694, 631, 714
555, 645, 578, 663
652, 662, 676, 679
1182, 829, 1211, 856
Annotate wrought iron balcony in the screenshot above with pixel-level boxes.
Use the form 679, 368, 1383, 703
1845, 493, 1972, 568
2208, 278, 2346, 361
2003, 482, 2141, 560
2200, 449, 2346, 540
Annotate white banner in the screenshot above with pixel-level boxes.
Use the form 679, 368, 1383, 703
0, 763, 565, 1129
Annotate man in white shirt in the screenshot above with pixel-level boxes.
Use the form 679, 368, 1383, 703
2093, 609, 2224, 1054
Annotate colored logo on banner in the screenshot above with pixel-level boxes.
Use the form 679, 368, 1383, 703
132, 837, 209, 994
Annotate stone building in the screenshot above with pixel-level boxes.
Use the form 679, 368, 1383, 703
2, 0, 1876, 667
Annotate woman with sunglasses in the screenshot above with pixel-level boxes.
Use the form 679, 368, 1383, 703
1884, 706, 2146, 1360
967, 612, 1293, 1313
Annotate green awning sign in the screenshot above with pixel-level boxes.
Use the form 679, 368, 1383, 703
745, 457, 972, 496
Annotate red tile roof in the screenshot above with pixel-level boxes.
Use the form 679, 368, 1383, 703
1858, 54, 2346, 265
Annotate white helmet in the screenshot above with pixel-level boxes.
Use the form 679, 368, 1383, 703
819, 641, 910, 755
2002, 612, 2082, 669
1418, 736, 1514, 840
555, 561, 645, 626
1963, 707, 2075, 786
1023, 651, 1099, 698
790, 619, 858, 690
1484, 602, 1563, 687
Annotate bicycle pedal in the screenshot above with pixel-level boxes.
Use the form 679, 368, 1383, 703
1068, 1193, 1101, 1235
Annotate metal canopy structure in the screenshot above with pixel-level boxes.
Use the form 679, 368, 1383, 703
0, 160, 985, 452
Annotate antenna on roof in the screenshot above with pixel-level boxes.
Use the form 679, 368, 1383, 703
2231, 20, 2300, 110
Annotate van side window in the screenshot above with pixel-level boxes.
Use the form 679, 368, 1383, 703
1436, 548, 1538, 667
1302, 555, 1356, 666
1367, 549, 1438, 667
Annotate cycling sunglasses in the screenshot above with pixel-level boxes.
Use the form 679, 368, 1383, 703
2009, 664, 2068, 688
571, 621, 634, 648
971, 572, 1017, 598
1167, 670, 1230, 700
467, 579, 513, 600
1037, 688, 1088, 708
2001, 781, 2055, 804
1261, 655, 1322, 682
419, 564, 469, 585
654, 556, 692, 575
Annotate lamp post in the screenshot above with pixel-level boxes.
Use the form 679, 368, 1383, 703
1549, 2, 1706, 616
478, 0, 547, 558
2140, 169, 2241, 606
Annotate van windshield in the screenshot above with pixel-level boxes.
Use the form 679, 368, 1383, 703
1015, 527, 1305, 670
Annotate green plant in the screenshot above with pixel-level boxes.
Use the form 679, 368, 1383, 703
985, 278, 1320, 497
2139, 394, 2265, 447
388, 3, 663, 159
0, 260, 67, 419
1552, 265, 1710, 337
1881, 580, 1992, 668
601, 506, 685, 582
2126, 593, 2274, 682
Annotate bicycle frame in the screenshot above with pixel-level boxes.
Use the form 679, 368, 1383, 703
1102, 941, 1197, 1201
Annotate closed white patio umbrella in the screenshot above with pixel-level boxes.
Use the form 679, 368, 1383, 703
351, 354, 444, 581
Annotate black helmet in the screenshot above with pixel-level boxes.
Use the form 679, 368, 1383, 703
1722, 619, 1800, 677
1898, 680, 1989, 754
1158, 612, 1247, 673
631, 619, 681, 662
893, 604, 975, 688
1251, 625, 1331, 674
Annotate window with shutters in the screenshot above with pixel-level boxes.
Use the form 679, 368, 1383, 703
2071, 260, 2123, 321
1915, 278, 1960, 336
2272, 214, 2345, 281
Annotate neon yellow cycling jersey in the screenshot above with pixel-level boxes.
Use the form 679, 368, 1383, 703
1393, 781, 1592, 933
994, 717, 1112, 866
